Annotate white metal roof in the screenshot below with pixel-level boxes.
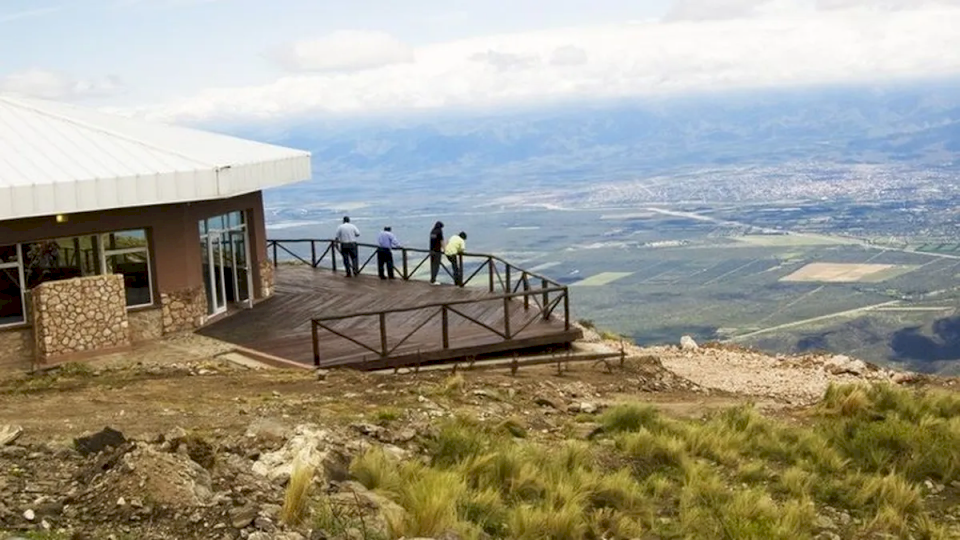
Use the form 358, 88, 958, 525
0, 95, 312, 221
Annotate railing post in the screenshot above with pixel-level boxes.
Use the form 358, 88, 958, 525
379, 312, 388, 358
311, 320, 320, 367
331, 241, 337, 273
503, 297, 512, 339
541, 279, 549, 320
272, 242, 278, 268
488, 258, 495, 293
523, 274, 530, 310
505, 265, 511, 295
311, 240, 317, 268
402, 249, 409, 280
563, 288, 570, 331
458, 254, 464, 287
442, 305, 450, 349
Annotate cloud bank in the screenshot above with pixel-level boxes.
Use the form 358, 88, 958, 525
0, 70, 124, 101
140, 1, 960, 123
274, 30, 416, 73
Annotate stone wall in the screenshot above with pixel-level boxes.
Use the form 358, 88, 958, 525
258, 260, 275, 299
32, 275, 130, 362
0, 328, 34, 370
160, 287, 207, 334
129, 308, 164, 343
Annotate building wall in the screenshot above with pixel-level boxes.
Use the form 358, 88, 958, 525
32, 274, 130, 361
0, 190, 272, 368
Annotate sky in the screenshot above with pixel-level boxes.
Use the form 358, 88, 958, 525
2, 0, 960, 124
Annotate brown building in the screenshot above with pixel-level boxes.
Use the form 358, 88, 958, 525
0, 95, 311, 369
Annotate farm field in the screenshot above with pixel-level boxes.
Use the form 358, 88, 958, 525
267, 205, 960, 374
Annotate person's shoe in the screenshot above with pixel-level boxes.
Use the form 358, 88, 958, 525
431, 281, 442, 286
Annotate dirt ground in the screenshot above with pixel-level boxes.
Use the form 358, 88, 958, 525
0, 332, 952, 539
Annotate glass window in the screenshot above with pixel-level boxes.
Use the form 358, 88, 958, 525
207, 215, 225, 232
226, 211, 244, 229
105, 252, 152, 307
22, 236, 99, 289
0, 245, 18, 265
103, 229, 152, 308
198, 219, 207, 235
0, 244, 24, 326
102, 230, 147, 251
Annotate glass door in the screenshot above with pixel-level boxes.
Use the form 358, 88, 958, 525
208, 235, 227, 315
230, 230, 251, 307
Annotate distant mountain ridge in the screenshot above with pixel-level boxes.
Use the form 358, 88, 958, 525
223, 77, 960, 196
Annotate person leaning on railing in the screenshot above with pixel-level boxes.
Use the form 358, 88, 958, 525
376, 226, 401, 280
429, 221, 444, 285
444, 231, 467, 287
334, 216, 361, 277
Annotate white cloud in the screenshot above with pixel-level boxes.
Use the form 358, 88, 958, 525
0, 70, 124, 101
550, 45, 589, 67
0, 6, 60, 23
665, 0, 960, 20
274, 30, 415, 73
139, 3, 960, 124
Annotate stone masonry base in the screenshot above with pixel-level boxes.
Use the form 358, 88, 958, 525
259, 260, 275, 299
32, 274, 130, 362
161, 287, 207, 334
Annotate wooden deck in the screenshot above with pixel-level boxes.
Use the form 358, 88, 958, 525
198, 265, 582, 370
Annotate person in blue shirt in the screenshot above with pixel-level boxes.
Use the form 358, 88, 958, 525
376, 226, 401, 280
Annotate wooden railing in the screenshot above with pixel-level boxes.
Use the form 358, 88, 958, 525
266, 238, 566, 296
265, 239, 573, 367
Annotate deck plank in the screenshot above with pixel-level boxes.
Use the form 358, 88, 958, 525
197, 265, 581, 369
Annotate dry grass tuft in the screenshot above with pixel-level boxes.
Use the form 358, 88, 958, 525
280, 460, 314, 527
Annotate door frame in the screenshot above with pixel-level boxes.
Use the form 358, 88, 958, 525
200, 212, 253, 317
207, 234, 228, 316
229, 228, 253, 308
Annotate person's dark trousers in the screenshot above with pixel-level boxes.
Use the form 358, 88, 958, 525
446, 254, 462, 286
377, 247, 395, 279
340, 242, 359, 276
429, 251, 442, 283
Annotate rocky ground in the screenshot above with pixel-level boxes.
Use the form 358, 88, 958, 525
0, 330, 955, 540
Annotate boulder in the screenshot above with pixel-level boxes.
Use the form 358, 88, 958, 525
680, 336, 699, 351
825, 355, 867, 376
252, 424, 328, 483
0, 425, 22, 446
74, 427, 126, 456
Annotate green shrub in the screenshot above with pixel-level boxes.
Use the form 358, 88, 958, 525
601, 403, 662, 434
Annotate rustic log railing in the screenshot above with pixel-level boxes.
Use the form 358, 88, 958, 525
265, 238, 573, 367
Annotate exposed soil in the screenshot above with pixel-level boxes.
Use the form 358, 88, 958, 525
0, 330, 954, 539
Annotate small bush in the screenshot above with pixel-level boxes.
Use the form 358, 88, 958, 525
601, 403, 662, 434
429, 416, 491, 468
372, 407, 401, 424
618, 429, 687, 478
458, 488, 508, 537
390, 464, 466, 537
442, 374, 466, 396
350, 447, 401, 494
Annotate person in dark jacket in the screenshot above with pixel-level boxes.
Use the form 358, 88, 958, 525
428, 221, 444, 285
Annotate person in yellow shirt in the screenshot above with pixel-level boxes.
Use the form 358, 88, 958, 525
443, 231, 467, 286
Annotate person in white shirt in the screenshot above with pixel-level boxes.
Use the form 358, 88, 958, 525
334, 216, 361, 277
